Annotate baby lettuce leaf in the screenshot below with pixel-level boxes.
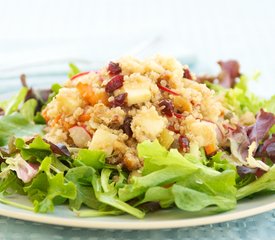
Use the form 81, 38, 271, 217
0, 87, 28, 115
225, 75, 266, 115
24, 172, 49, 202
20, 99, 37, 122
91, 175, 145, 219
120, 141, 236, 212
137, 140, 198, 175
66, 166, 100, 210
137, 186, 174, 209
68, 63, 81, 78
119, 165, 197, 202
26, 156, 77, 213
15, 136, 51, 160
0, 113, 44, 147
237, 165, 275, 200
173, 169, 236, 211
0, 171, 24, 195
74, 149, 106, 170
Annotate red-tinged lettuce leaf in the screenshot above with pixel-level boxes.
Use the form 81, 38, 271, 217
217, 60, 241, 88
230, 126, 251, 161
230, 110, 275, 163
197, 60, 240, 88
25, 137, 71, 157
236, 165, 257, 178
255, 135, 275, 161
237, 165, 275, 199
43, 139, 71, 157
246, 109, 275, 145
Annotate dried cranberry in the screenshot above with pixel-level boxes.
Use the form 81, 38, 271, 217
108, 62, 121, 76
110, 93, 127, 107
174, 112, 184, 119
105, 75, 124, 93
159, 100, 174, 117
168, 125, 180, 134
178, 135, 189, 152
183, 68, 192, 80
121, 116, 133, 137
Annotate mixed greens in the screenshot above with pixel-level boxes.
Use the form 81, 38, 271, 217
0, 62, 274, 219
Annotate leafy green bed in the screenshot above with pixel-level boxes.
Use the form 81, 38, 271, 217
0, 64, 274, 219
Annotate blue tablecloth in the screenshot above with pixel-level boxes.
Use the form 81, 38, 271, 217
1, 210, 275, 240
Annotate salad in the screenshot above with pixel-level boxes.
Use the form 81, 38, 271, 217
0, 56, 274, 219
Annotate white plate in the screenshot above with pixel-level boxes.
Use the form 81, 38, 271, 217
0, 194, 275, 229
1, 75, 275, 230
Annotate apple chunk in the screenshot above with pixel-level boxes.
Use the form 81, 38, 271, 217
131, 107, 167, 142
69, 126, 92, 148
125, 88, 151, 106
88, 129, 118, 156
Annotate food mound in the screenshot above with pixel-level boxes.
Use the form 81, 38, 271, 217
42, 56, 235, 171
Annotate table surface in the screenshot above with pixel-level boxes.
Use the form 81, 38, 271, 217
0, 0, 275, 239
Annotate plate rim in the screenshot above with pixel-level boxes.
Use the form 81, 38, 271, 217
0, 197, 275, 230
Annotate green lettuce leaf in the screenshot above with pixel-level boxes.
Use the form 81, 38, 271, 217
237, 165, 275, 200
20, 99, 37, 122
137, 186, 174, 208
68, 63, 80, 78
15, 136, 51, 160
209, 152, 236, 172
120, 141, 236, 212
66, 166, 100, 210
0, 87, 28, 115
24, 172, 48, 202
225, 75, 266, 115
208, 74, 275, 116
74, 149, 106, 170
173, 169, 236, 211
26, 156, 77, 213
0, 171, 24, 195
91, 174, 145, 219
0, 113, 45, 147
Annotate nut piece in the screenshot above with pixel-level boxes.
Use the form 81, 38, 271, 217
124, 152, 141, 170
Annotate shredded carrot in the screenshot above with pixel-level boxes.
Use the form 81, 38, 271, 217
41, 109, 49, 122
50, 114, 61, 127
62, 121, 72, 131
76, 82, 109, 106
78, 113, 91, 122
204, 144, 217, 156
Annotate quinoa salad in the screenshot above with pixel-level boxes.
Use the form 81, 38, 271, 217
0, 56, 274, 219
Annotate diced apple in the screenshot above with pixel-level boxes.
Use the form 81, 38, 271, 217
125, 88, 151, 106
132, 107, 167, 142
190, 121, 217, 147
56, 88, 82, 115
158, 129, 174, 149
88, 129, 118, 156
69, 126, 92, 148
